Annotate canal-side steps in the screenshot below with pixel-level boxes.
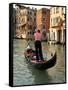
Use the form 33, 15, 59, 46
24, 48, 57, 70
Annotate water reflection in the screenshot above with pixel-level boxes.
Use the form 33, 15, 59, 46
27, 64, 52, 85
13, 39, 65, 86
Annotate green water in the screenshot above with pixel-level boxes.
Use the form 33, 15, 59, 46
13, 39, 65, 86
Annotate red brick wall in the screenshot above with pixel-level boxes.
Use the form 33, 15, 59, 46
37, 10, 42, 31
37, 9, 50, 33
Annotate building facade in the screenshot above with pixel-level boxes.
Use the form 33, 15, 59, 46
15, 5, 37, 39
49, 7, 66, 44
37, 8, 50, 41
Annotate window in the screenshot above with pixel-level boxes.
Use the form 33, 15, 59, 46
28, 32, 29, 35
30, 12, 32, 15
50, 8, 52, 15
34, 26, 36, 30
34, 18, 36, 22
50, 10, 52, 15
28, 32, 32, 35
62, 7, 65, 15
42, 9, 46, 13
27, 17, 29, 21
43, 25, 45, 29
53, 18, 55, 25
30, 32, 31, 34
22, 18, 25, 22
28, 25, 32, 29
34, 12, 36, 16
51, 18, 52, 25
32, 32, 34, 35
42, 17, 45, 21
30, 25, 32, 29
56, 17, 58, 23
53, 17, 59, 25
56, 7, 59, 13
53, 8, 55, 14
28, 25, 29, 29
28, 11, 29, 14
30, 17, 32, 21
62, 8, 63, 12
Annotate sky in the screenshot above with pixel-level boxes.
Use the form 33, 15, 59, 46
13, 3, 51, 10
22, 4, 51, 10
13, 3, 66, 11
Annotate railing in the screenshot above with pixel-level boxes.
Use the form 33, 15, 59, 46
16, 22, 26, 27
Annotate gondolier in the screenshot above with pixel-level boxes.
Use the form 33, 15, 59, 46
34, 30, 44, 61
24, 47, 56, 69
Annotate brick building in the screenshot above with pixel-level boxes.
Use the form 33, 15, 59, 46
37, 8, 50, 41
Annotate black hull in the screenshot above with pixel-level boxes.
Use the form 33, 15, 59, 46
25, 51, 56, 70
30, 53, 56, 69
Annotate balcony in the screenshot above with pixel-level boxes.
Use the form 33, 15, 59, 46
51, 18, 64, 28
16, 22, 26, 27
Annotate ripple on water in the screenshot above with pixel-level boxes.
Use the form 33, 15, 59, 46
13, 39, 65, 86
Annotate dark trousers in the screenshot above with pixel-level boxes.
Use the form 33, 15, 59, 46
35, 41, 43, 61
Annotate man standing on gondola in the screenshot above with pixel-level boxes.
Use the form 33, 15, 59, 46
34, 29, 44, 62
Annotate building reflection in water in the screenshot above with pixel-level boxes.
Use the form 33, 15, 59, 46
27, 63, 52, 85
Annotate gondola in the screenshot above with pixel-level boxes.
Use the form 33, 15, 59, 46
24, 48, 56, 70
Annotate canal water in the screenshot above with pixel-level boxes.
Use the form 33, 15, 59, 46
13, 39, 65, 86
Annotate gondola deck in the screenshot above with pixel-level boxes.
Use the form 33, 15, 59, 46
24, 49, 56, 69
